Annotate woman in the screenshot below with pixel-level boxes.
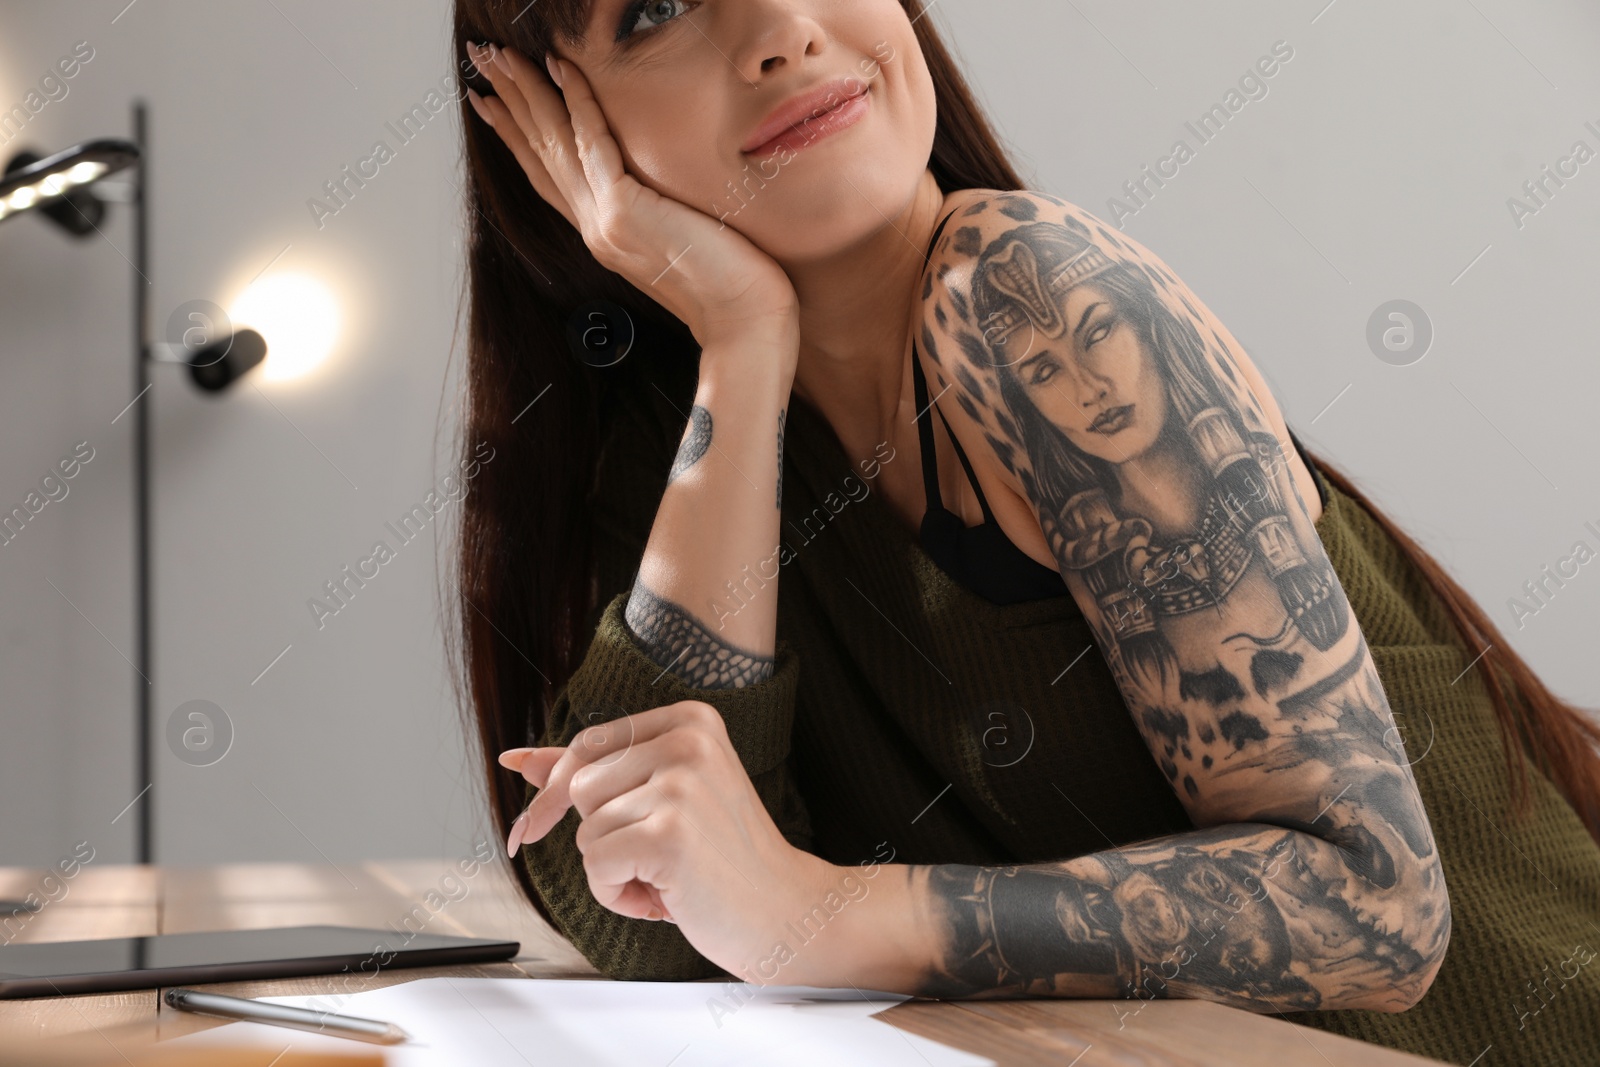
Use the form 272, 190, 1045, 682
444, 2, 1600, 1063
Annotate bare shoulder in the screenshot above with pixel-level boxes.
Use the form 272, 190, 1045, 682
916, 188, 1322, 527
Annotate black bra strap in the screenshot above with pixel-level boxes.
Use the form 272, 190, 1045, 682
910, 204, 1000, 528
935, 403, 997, 525
910, 334, 944, 512
910, 207, 962, 513
924, 207, 959, 266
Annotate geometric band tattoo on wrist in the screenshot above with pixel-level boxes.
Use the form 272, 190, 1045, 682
623, 574, 776, 688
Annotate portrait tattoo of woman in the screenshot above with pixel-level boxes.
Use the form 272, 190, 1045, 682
971, 209, 1346, 700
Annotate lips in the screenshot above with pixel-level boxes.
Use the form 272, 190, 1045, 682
742, 76, 870, 155
1089, 404, 1133, 433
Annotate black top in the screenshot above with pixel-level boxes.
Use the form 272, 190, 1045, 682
911, 208, 1330, 607
913, 323, 1072, 605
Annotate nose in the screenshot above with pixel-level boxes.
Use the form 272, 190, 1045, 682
1075, 369, 1111, 408
732, 1, 828, 84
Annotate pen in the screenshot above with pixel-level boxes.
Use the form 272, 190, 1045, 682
163, 987, 411, 1045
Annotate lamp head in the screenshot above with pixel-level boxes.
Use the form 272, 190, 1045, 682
1, 139, 138, 235
185, 329, 268, 393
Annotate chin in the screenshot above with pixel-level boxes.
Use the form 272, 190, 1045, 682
1058, 428, 1116, 463
1126, 422, 1163, 457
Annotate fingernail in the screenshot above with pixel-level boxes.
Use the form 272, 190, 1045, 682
546, 54, 564, 88
498, 747, 535, 770
646, 906, 663, 921
492, 44, 516, 82
506, 811, 528, 858
467, 87, 493, 127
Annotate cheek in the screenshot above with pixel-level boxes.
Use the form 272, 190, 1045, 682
1103, 338, 1165, 418
1137, 361, 1167, 417
1094, 333, 1144, 389
607, 107, 724, 206
620, 140, 705, 203
1028, 380, 1086, 434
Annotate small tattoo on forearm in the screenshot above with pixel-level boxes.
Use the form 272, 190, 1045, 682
624, 575, 776, 688
669, 404, 712, 484
777, 406, 786, 510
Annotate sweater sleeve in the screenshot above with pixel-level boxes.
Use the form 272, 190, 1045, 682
518, 372, 813, 982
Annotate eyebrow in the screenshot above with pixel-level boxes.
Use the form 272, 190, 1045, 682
585, 0, 620, 45
1070, 302, 1103, 343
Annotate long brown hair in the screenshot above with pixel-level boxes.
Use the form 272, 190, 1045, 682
444, 3, 1600, 928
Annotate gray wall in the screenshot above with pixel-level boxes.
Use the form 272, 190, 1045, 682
1, 0, 480, 867
2, 0, 1596, 868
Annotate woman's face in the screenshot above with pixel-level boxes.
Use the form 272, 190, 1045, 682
555, 0, 934, 260
1010, 282, 1169, 464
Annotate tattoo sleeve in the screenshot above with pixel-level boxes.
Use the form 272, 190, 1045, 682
903, 191, 1451, 1010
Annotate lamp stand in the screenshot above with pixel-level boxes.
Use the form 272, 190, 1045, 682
132, 99, 152, 865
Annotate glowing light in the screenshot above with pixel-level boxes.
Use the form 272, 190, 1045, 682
229, 273, 340, 383
66, 161, 104, 184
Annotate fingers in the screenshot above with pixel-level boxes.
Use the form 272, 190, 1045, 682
511, 724, 709, 925
516, 702, 725, 850
516, 765, 673, 923
464, 41, 583, 230
514, 714, 650, 847
491, 43, 559, 131
500, 44, 603, 225
537, 57, 626, 208
502, 735, 661, 852
595, 877, 661, 922
506, 808, 532, 859
474, 42, 541, 143
499, 747, 562, 858
577, 797, 675, 921
466, 87, 494, 128
565, 734, 689, 821
468, 78, 567, 221
498, 746, 563, 787
647, 883, 676, 923
484, 42, 598, 209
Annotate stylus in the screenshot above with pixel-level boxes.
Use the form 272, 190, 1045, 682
164, 987, 410, 1045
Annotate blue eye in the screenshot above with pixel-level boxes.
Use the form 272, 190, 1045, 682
616, 0, 693, 44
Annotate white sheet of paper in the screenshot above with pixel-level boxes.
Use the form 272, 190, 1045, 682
161, 977, 996, 1066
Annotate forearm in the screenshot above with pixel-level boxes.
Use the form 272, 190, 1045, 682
626, 331, 796, 687
818, 820, 1448, 1013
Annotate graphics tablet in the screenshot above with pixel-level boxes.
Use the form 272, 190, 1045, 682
0, 925, 520, 998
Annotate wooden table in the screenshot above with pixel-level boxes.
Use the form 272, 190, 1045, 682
0, 861, 1452, 1066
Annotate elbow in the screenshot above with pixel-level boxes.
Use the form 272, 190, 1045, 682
1326, 808, 1453, 1012
1369, 869, 1453, 1013
1398, 885, 1452, 1011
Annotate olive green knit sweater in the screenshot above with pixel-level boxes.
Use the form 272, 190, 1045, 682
521, 368, 1600, 1066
